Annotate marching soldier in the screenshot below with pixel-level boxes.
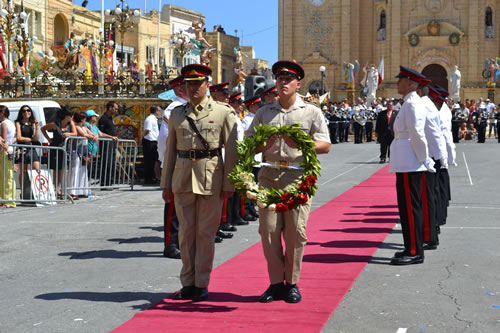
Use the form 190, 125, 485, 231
390, 66, 435, 265
246, 60, 330, 303
161, 64, 238, 301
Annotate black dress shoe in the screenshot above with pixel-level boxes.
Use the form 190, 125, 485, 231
379, 158, 385, 164
423, 242, 438, 250
216, 229, 233, 239
234, 218, 250, 225
193, 287, 208, 302
173, 286, 196, 300
259, 283, 285, 303
220, 223, 237, 232
163, 246, 181, 259
214, 235, 223, 243
241, 215, 256, 222
390, 255, 424, 265
393, 250, 409, 258
285, 283, 302, 303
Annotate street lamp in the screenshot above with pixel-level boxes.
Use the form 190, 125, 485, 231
319, 65, 326, 95
105, 0, 140, 68
170, 30, 194, 70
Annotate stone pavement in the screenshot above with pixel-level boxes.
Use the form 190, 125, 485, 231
0, 138, 499, 333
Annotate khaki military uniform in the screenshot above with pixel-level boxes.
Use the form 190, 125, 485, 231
246, 97, 330, 285
161, 96, 237, 288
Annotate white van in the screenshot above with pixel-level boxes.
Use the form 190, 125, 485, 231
2, 100, 62, 144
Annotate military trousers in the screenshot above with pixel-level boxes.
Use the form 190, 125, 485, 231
174, 192, 223, 288
258, 167, 311, 285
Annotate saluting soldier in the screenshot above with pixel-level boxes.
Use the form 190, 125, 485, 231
246, 60, 331, 303
390, 66, 436, 265
161, 64, 238, 301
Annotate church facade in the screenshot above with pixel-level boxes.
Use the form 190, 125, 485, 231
279, 0, 500, 102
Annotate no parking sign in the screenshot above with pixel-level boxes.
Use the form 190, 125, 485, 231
29, 170, 57, 205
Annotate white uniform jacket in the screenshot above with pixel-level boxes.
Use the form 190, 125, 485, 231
422, 96, 447, 161
158, 96, 187, 168
439, 103, 457, 166
389, 91, 434, 173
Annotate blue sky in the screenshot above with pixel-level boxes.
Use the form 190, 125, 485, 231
84, 0, 278, 65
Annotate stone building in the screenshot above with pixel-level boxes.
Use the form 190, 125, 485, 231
279, 0, 500, 102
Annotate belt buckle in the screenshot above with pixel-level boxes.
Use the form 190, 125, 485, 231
189, 149, 196, 161
279, 160, 289, 169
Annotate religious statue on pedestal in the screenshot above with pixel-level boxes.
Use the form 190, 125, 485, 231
449, 65, 461, 102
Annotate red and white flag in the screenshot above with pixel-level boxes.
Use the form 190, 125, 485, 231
378, 56, 384, 86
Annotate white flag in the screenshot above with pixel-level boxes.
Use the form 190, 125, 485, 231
378, 56, 384, 86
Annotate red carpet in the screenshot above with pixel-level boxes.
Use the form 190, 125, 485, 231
113, 166, 398, 332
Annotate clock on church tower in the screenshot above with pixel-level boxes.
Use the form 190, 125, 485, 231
309, 0, 325, 7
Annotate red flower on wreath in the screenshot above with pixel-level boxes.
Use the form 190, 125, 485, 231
286, 199, 296, 209
296, 193, 309, 205
299, 182, 310, 194
305, 175, 317, 186
281, 193, 292, 202
275, 203, 289, 213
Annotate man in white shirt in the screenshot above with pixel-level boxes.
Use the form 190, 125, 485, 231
416, 82, 448, 252
142, 105, 161, 185
389, 66, 436, 265
158, 75, 188, 259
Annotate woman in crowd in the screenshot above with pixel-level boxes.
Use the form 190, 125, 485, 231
68, 111, 97, 199
41, 107, 76, 200
84, 110, 116, 156
15, 105, 41, 187
0, 105, 16, 208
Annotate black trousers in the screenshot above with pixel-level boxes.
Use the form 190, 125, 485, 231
452, 121, 460, 143
164, 195, 179, 249
422, 166, 439, 246
344, 123, 350, 142
99, 140, 116, 186
497, 123, 500, 142
396, 172, 424, 256
142, 138, 158, 182
365, 122, 373, 142
338, 123, 345, 142
438, 168, 451, 225
477, 122, 486, 143
328, 123, 338, 143
353, 123, 363, 143
379, 135, 393, 159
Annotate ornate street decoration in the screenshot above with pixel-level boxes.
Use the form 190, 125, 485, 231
427, 21, 440, 36
408, 33, 420, 47
449, 33, 460, 46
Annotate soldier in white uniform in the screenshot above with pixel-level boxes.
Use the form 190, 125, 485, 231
416, 81, 448, 251
158, 75, 188, 259
246, 60, 330, 303
161, 64, 238, 301
389, 66, 436, 265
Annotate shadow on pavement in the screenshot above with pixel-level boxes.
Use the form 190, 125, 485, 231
340, 218, 400, 223
108, 236, 163, 244
303, 253, 391, 264
35, 291, 171, 310
59, 249, 163, 259
307, 240, 400, 250
321, 227, 400, 234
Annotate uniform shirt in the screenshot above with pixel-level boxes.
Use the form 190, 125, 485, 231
160, 96, 238, 195
421, 96, 447, 160
439, 103, 457, 166
389, 91, 433, 173
143, 113, 159, 141
245, 97, 330, 164
98, 113, 116, 136
158, 96, 187, 167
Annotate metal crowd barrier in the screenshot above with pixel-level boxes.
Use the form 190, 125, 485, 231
1, 143, 68, 206
0, 137, 137, 206
64, 137, 137, 194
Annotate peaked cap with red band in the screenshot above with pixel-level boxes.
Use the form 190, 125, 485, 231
261, 86, 278, 96
272, 60, 305, 80
434, 85, 450, 98
168, 75, 184, 88
181, 64, 212, 81
209, 81, 230, 93
395, 65, 425, 83
229, 92, 243, 103
244, 95, 261, 107
428, 86, 446, 104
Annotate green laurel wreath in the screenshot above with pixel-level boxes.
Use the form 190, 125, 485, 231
229, 123, 321, 212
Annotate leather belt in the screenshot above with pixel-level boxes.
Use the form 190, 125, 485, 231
178, 148, 221, 160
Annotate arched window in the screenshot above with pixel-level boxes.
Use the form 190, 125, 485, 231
486, 7, 494, 39
377, 10, 386, 41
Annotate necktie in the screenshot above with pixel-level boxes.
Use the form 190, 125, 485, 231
387, 111, 391, 125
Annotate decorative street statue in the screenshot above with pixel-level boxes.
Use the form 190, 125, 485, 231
449, 65, 461, 102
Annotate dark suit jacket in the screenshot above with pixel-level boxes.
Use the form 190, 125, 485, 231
375, 110, 397, 138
